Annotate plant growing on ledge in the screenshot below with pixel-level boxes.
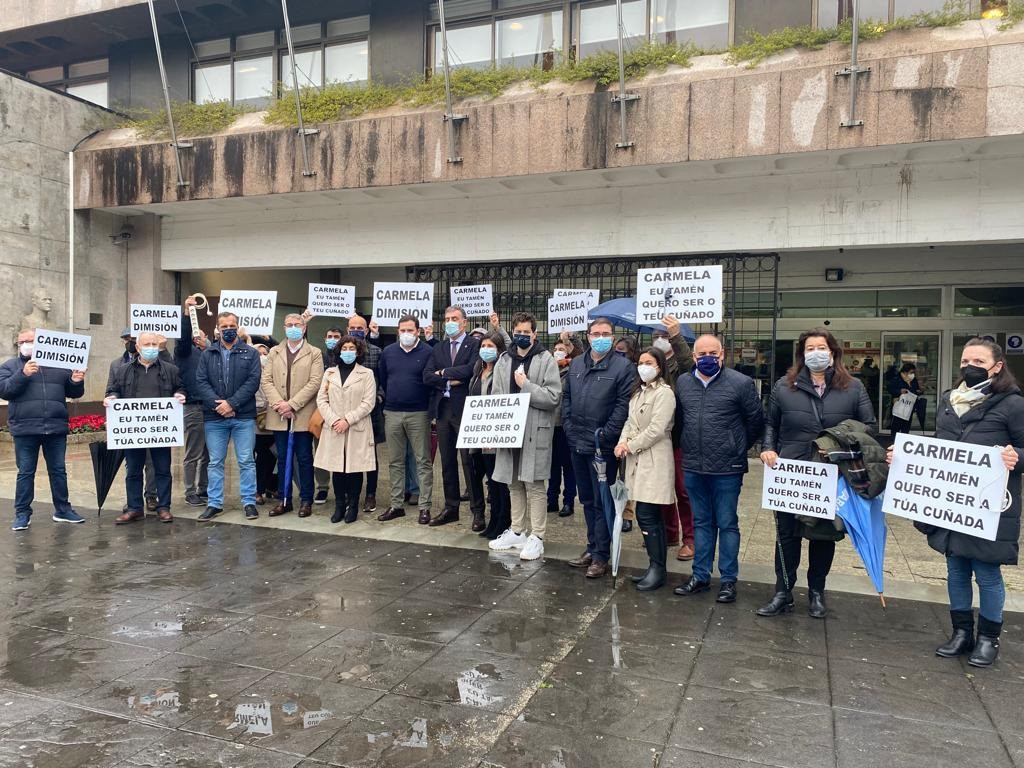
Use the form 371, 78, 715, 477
125, 100, 252, 139
69, 415, 105, 434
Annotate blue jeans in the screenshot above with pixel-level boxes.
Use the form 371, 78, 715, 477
273, 429, 314, 504
947, 555, 1005, 623
14, 433, 73, 516
205, 418, 257, 508
685, 471, 744, 583
571, 450, 616, 563
125, 447, 172, 511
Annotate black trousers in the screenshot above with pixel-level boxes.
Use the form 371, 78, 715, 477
254, 434, 277, 495
468, 451, 488, 516
435, 399, 462, 512
332, 472, 363, 513
774, 511, 836, 592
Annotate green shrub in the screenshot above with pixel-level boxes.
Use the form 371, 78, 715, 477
127, 100, 251, 138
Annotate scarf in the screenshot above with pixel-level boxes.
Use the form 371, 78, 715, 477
948, 381, 990, 417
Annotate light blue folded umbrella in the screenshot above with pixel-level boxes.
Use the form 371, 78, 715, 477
835, 476, 888, 607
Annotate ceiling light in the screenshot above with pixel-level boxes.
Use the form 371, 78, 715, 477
508, 22, 524, 30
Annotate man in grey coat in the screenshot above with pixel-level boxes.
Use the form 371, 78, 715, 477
488, 312, 562, 561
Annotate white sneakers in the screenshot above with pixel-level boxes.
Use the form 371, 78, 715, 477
489, 529, 526, 551
519, 534, 544, 561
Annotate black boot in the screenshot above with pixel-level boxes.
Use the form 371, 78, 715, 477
935, 610, 975, 658
968, 615, 1001, 668
635, 506, 666, 592
345, 499, 359, 524
808, 589, 827, 619
330, 499, 345, 524
630, 568, 651, 584
756, 591, 794, 617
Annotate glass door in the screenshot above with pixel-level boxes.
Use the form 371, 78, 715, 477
880, 332, 941, 435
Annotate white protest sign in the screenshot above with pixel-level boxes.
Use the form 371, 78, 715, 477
882, 433, 1008, 541
372, 282, 434, 328
450, 285, 493, 318
229, 701, 273, 735
218, 290, 277, 336
32, 329, 91, 371
457, 394, 531, 449
636, 265, 723, 324
106, 398, 185, 450
303, 710, 334, 729
547, 296, 590, 334
307, 283, 356, 318
130, 304, 181, 338
554, 289, 600, 310
761, 458, 838, 519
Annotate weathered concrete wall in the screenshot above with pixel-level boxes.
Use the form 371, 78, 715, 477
73, 22, 1024, 210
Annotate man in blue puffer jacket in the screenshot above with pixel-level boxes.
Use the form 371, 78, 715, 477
0, 329, 87, 531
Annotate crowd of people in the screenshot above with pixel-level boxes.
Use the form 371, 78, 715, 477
1, 302, 1022, 667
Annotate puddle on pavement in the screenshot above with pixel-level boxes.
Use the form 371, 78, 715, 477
222, 694, 335, 737
456, 665, 504, 709
112, 620, 184, 639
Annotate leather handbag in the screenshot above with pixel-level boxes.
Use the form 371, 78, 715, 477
309, 409, 324, 440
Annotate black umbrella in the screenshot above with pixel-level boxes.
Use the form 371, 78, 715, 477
89, 440, 126, 514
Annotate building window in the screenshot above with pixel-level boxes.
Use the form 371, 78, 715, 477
233, 56, 273, 106
819, 0, 956, 26
954, 286, 1024, 318
26, 58, 109, 108
577, 0, 647, 58
497, 11, 563, 68
325, 40, 369, 85
780, 288, 941, 319
433, 21, 494, 71
194, 62, 231, 104
282, 48, 324, 89
652, 0, 729, 49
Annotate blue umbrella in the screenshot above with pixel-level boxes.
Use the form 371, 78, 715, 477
587, 297, 696, 341
835, 476, 888, 607
281, 418, 296, 505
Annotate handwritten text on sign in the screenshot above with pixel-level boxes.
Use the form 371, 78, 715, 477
761, 458, 838, 519
450, 285, 493, 318
635, 266, 723, 324
547, 296, 590, 334
307, 283, 355, 318
32, 329, 91, 371
218, 290, 277, 336
131, 304, 181, 338
882, 433, 1008, 541
372, 282, 434, 327
106, 398, 185, 450
457, 394, 531, 449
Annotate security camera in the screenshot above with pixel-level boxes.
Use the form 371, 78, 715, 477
110, 225, 134, 245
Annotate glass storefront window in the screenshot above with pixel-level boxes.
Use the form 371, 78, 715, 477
954, 286, 1024, 317
818, 0, 890, 26
780, 289, 941, 319
434, 22, 493, 71
67, 81, 108, 108
233, 56, 273, 106
325, 40, 369, 84
652, 0, 730, 49
578, 0, 646, 58
282, 48, 323, 89
497, 11, 563, 69
194, 62, 231, 104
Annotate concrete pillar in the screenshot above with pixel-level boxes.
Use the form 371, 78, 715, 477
369, 0, 425, 84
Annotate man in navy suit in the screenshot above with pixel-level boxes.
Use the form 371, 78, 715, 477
423, 305, 480, 526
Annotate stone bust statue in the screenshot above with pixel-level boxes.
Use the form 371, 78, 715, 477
22, 287, 53, 332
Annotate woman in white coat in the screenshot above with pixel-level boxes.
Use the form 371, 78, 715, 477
314, 336, 377, 524
614, 347, 676, 591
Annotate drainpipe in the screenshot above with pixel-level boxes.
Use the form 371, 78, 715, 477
68, 128, 101, 333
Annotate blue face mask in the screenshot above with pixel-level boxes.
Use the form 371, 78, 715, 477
513, 334, 532, 350
590, 337, 613, 355
340, 350, 357, 365
140, 347, 160, 362
696, 355, 721, 377
220, 328, 238, 344
479, 347, 498, 363
445, 321, 460, 338
324, 338, 339, 350
349, 329, 366, 340
285, 326, 303, 342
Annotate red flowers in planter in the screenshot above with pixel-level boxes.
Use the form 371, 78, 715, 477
69, 415, 106, 434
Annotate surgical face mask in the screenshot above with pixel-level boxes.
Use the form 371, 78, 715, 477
399, 332, 417, 349
961, 364, 993, 389
445, 321, 461, 338
637, 364, 658, 383
220, 328, 238, 344
804, 350, 832, 373
259, 355, 268, 368
479, 347, 498, 363
340, 350, 357, 365
140, 347, 160, 362
590, 337, 613, 355
324, 338, 339, 350
513, 334, 532, 350
904, 372, 916, 382
285, 326, 303, 342
18, 343, 33, 358
652, 337, 671, 353
696, 355, 721, 377
349, 329, 366, 340
553, 350, 567, 362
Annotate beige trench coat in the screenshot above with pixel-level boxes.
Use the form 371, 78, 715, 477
313, 365, 377, 474
261, 341, 324, 432
618, 382, 676, 505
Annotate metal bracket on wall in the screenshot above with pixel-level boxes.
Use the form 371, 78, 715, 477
612, 0, 639, 149
835, 0, 870, 129
437, 0, 468, 164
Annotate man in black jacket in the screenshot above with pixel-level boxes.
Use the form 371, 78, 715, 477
177, 298, 210, 506
0, 329, 87, 531
106, 331, 186, 524
562, 317, 635, 578
674, 334, 764, 603
194, 311, 262, 522
423, 306, 479, 526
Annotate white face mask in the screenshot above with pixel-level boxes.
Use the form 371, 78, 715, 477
637, 364, 658, 383
652, 337, 671, 353
19, 343, 34, 358
399, 332, 417, 349
553, 350, 567, 361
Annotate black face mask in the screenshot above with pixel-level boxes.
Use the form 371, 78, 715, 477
125, 340, 137, 355
961, 364, 993, 389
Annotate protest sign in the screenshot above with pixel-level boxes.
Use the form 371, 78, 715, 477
450, 285, 493, 318
882, 433, 1008, 541
457, 394, 531, 449
307, 283, 356, 318
547, 295, 590, 334
761, 458, 838, 519
553, 289, 600, 309
372, 282, 434, 327
106, 398, 185, 450
32, 329, 90, 371
130, 304, 181, 338
218, 290, 277, 336
635, 265, 723, 324
230, 701, 273, 735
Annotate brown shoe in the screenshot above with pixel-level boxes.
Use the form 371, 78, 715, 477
677, 542, 695, 561
297, 503, 312, 518
157, 508, 173, 523
471, 511, 485, 532
269, 502, 293, 517
568, 551, 593, 569
428, 509, 459, 527
378, 507, 407, 522
585, 560, 608, 579
418, 508, 432, 525
115, 510, 145, 525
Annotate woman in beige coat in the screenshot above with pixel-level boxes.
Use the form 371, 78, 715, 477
314, 337, 377, 524
614, 347, 676, 591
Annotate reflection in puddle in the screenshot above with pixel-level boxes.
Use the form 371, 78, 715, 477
303, 709, 333, 729
228, 700, 273, 735
112, 620, 184, 639
610, 603, 623, 669
396, 717, 428, 748
457, 665, 504, 709
127, 689, 180, 714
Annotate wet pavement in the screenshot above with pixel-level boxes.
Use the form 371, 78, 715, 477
0, 503, 1020, 767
